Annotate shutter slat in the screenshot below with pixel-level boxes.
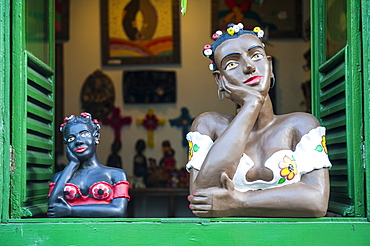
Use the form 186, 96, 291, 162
28, 84, 53, 107
320, 82, 345, 102
27, 118, 53, 136
28, 67, 52, 92
321, 114, 346, 130
320, 98, 346, 117
27, 101, 53, 121
27, 151, 53, 165
328, 201, 354, 216
326, 131, 346, 144
328, 147, 347, 160
329, 162, 348, 175
26, 182, 50, 198
320, 63, 345, 89
27, 134, 53, 151
330, 180, 349, 193
27, 166, 53, 180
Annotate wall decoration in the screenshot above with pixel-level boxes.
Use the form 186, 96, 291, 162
55, 0, 70, 43
123, 70, 176, 104
136, 109, 166, 148
102, 107, 132, 142
169, 107, 194, 147
80, 69, 115, 121
212, 0, 302, 38
100, 0, 181, 65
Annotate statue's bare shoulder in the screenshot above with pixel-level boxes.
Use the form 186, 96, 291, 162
190, 111, 234, 141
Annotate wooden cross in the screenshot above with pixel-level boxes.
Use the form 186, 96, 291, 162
169, 107, 194, 147
136, 108, 166, 148
102, 107, 132, 142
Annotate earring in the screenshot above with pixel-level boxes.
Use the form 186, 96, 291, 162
96, 139, 100, 145
270, 74, 276, 88
218, 87, 225, 101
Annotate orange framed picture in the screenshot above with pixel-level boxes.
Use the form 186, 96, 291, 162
100, 0, 181, 66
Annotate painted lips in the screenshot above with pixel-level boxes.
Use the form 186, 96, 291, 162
244, 76, 262, 85
75, 147, 87, 153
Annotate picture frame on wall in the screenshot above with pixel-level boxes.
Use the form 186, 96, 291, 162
100, 0, 181, 66
211, 0, 302, 38
55, 0, 70, 43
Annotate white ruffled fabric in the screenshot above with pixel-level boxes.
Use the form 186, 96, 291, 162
186, 132, 213, 171
186, 127, 332, 192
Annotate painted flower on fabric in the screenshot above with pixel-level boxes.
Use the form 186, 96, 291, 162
64, 186, 78, 200
278, 155, 298, 184
315, 135, 328, 154
92, 184, 111, 200
188, 141, 200, 162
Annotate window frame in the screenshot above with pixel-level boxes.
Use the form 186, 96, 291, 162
0, 0, 370, 244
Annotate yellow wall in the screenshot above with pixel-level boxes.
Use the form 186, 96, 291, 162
61, 0, 310, 179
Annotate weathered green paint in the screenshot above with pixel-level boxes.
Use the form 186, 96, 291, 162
345, 0, 365, 217
361, 0, 370, 220
1, 218, 370, 245
11, 0, 29, 219
0, 0, 11, 223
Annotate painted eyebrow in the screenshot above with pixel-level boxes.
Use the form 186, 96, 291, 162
220, 52, 240, 66
248, 45, 264, 51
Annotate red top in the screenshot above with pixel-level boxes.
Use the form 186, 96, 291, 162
47, 180, 130, 206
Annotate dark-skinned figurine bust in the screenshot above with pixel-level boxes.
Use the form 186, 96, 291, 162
133, 139, 147, 188
47, 112, 130, 218
186, 23, 332, 218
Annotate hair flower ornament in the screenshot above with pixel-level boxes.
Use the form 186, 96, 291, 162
227, 26, 235, 35
59, 123, 66, 132
203, 23, 265, 71
253, 26, 264, 40
64, 115, 75, 122
60, 112, 102, 133
212, 30, 223, 40
209, 61, 216, 71
80, 112, 91, 118
203, 44, 213, 57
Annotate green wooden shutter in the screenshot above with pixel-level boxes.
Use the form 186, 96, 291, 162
0, 0, 11, 223
10, 0, 55, 218
311, 0, 365, 217
361, 0, 370, 220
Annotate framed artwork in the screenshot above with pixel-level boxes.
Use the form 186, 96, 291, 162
123, 70, 176, 104
212, 0, 302, 38
100, 0, 181, 66
55, 0, 70, 43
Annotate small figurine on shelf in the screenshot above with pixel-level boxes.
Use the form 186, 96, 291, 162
133, 139, 147, 188
159, 140, 176, 171
106, 140, 123, 169
146, 158, 167, 187
47, 112, 130, 218
171, 168, 179, 188
159, 140, 177, 187
178, 167, 189, 188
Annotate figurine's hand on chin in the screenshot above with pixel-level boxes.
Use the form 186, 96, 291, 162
66, 145, 80, 164
188, 172, 243, 217
222, 77, 264, 107
47, 196, 72, 218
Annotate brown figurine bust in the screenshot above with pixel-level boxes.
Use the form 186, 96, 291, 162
186, 23, 332, 218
